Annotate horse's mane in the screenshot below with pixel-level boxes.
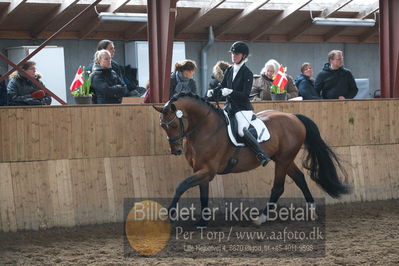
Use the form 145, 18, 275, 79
168, 92, 225, 119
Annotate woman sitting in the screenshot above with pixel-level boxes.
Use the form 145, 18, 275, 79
169, 59, 197, 99
7, 61, 52, 106
90, 50, 127, 104
294, 62, 320, 100
251, 59, 298, 101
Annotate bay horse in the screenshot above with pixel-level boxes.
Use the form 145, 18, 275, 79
153, 93, 350, 225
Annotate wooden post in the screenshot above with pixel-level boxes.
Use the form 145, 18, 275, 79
147, 0, 177, 103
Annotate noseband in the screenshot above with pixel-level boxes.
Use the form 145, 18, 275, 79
161, 107, 212, 144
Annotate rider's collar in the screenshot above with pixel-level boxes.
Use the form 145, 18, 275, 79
233, 60, 245, 72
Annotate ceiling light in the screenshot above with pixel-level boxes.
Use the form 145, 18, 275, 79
98, 12, 147, 22
312, 17, 376, 27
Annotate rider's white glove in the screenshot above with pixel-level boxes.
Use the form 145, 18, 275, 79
222, 88, 233, 96
206, 89, 214, 97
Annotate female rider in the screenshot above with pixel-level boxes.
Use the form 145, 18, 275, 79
207, 41, 270, 166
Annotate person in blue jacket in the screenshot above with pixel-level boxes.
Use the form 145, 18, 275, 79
295, 62, 321, 100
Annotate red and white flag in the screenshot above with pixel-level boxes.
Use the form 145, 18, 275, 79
272, 65, 288, 91
70, 66, 83, 91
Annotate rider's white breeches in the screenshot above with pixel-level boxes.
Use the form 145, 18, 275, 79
235, 110, 254, 137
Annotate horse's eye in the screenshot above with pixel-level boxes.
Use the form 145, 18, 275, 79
170, 123, 178, 129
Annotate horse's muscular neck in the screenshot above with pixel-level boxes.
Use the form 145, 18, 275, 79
182, 99, 224, 142
180, 99, 228, 171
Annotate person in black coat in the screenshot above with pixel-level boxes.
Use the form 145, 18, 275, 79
90, 50, 127, 104
87, 40, 125, 81
315, 50, 358, 99
169, 59, 197, 99
7, 61, 51, 106
294, 62, 321, 100
206, 41, 270, 166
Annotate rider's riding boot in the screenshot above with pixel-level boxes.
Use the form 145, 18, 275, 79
243, 128, 271, 167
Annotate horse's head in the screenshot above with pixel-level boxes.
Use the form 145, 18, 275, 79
153, 102, 187, 156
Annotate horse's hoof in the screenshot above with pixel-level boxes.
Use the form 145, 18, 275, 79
252, 219, 262, 226
308, 203, 318, 220
252, 214, 267, 226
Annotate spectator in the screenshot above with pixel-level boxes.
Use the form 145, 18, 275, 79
88, 40, 124, 80
7, 61, 51, 106
90, 50, 127, 104
209, 60, 230, 90
251, 59, 298, 101
207, 60, 230, 101
0, 73, 6, 106
170, 59, 197, 99
295, 62, 320, 100
315, 50, 358, 99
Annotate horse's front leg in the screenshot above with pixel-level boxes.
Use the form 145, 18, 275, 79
168, 170, 211, 216
195, 181, 211, 227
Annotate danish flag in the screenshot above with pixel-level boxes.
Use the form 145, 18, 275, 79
70, 66, 84, 91
272, 65, 288, 91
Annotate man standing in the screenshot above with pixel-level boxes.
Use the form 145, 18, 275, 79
315, 50, 358, 99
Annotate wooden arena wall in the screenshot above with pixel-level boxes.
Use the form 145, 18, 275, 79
1, 99, 398, 232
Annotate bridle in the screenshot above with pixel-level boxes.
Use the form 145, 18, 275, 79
161, 106, 212, 144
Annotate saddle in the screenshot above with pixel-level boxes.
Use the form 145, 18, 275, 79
219, 110, 270, 174
224, 110, 270, 146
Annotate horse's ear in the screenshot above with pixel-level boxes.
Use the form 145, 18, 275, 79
152, 105, 163, 113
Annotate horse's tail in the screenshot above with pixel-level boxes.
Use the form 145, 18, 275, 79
295, 114, 351, 198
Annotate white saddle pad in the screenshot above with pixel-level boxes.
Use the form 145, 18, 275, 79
224, 110, 270, 147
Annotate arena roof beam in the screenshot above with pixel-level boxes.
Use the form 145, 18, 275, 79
80, 0, 130, 39
249, 0, 312, 41
324, 2, 379, 42
320, 0, 353, 18
358, 0, 379, 19
287, 20, 313, 41
175, 0, 225, 36
289, 0, 352, 41
124, 24, 147, 40
214, 0, 271, 38
0, 0, 27, 25
31, 0, 79, 39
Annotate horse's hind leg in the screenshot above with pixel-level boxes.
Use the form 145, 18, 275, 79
253, 161, 288, 225
269, 161, 288, 203
287, 162, 314, 203
287, 162, 317, 218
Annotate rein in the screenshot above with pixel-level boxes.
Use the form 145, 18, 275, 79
162, 106, 213, 144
